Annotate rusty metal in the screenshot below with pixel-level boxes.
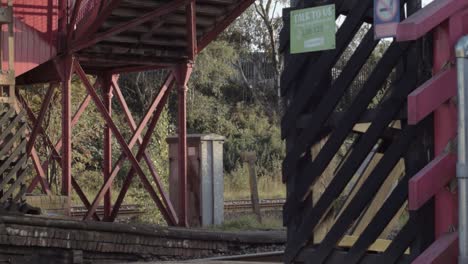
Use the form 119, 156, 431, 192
174, 63, 193, 227
4, 0, 254, 225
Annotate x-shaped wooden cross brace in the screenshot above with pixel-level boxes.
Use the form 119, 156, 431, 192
73, 61, 178, 225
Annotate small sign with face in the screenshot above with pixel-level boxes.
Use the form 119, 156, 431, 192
374, 0, 400, 39
290, 4, 336, 54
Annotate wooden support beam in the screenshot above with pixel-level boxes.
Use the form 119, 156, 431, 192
282, 29, 378, 183
408, 67, 456, 125
72, 0, 188, 52
412, 232, 458, 264
281, 0, 373, 137
74, 62, 176, 225
408, 152, 456, 210
396, 0, 468, 41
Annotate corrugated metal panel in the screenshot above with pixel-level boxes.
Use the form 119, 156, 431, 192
2, 0, 59, 77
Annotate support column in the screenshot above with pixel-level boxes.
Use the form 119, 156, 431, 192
59, 55, 74, 214
174, 63, 193, 227
102, 74, 113, 219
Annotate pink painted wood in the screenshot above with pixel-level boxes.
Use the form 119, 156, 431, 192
407, 67, 457, 125
412, 232, 458, 264
397, 0, 468, 41
408, 152, 456, 210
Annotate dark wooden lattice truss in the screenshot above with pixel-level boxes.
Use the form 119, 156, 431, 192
280, 0, 435, 263
0, 108, 30, 212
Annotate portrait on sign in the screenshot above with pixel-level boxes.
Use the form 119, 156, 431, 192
374, 0, 400, 39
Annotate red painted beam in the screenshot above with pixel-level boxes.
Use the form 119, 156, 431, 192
17, 92, 101, 221
407, 67, 457, 125
74, 61, 175, 225
409, 152, 456, 210
186, 0, 197, 60
412, 232, 458, 264
396, 0, 468, 41
72, 0, 188, 52
29, 148, 52, 195
109, 87, 174, 223
102, 74, 113, 219
174, 63, 194, 227
198, 0, 255, 52
111, 78, 178, 222
58, 56, 73, 213
108, 75, 175, 222
26, 83, 56, 156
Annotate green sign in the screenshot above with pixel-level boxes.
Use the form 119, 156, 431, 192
290, 4, 336, 54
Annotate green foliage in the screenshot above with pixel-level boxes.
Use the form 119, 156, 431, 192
186, 40, 284, 178
190, 41, 238, 97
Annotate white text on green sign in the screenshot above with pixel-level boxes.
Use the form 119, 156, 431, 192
290, 4, 336, 54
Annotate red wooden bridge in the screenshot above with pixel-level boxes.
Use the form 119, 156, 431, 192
0, 0, 254, 229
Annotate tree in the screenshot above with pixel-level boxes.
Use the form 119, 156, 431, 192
221, 0, 288, 112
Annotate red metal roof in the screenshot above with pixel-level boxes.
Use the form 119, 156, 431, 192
12, 0, 254, 81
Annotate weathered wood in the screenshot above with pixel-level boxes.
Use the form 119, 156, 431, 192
376, 220, 418, 264
284, 124, 418, 264
343, 174, 413, 264
299, 127, 416, 263
241, 152, 262, 223
296, 247, 413, 264
282, 28, 378, 182
281, 0, 373, 136
284, 42, 412, 220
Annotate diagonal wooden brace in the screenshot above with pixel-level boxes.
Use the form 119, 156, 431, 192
74, 61, 176, 225
111, 76, 177, 221
84, 73, 175, 222
17, 92, 101, 221
109, 79, 174, 222
83, 73, 174, 221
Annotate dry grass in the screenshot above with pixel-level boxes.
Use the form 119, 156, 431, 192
224, 164, 285, 201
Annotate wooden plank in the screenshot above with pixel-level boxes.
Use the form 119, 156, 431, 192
411, 232, 458, 264
1, 166, 29, 203
296, 247, 413, 264
0, 112, 23, 143
0, 124, 27, 158
0, 108, 14, 130
343, 174, 412, 264
303, 128, 416, 263
351, 159, 405, 236
0, 139, 27, 176
281, 0, 373, 135
377, 220, 418, 264
407, 67, 456, 125
284, 42, 412, 219
338, 236, 409, 253
408, 152, 456, 210
283, 124, 417, 263
396, 0, 468, 41
282, 28, 379, 183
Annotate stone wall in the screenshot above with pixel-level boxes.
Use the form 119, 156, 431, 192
0, 215, 285, 263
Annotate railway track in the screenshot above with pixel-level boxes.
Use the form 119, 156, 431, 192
70, 204, 141, 219
224, 198, 285, 211
70, 198, 286, 218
